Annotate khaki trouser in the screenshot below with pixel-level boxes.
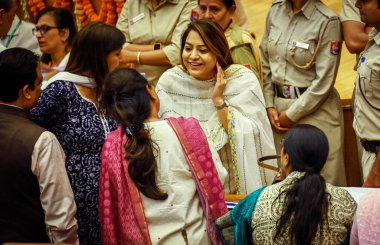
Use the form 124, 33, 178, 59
361, 149, 377, 181
273, 89, 347, 186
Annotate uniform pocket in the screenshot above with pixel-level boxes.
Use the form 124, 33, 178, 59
358, 65, 380, 109
289, 40, 316, 67
268, 30, 281, 62
368, 69, 380, 107
359, 65, 372, 97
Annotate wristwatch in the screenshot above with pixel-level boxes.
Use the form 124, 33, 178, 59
154, 43, 161, 50
215, 100, 229, 110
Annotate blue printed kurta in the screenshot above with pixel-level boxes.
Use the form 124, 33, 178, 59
31, 80, 118, 245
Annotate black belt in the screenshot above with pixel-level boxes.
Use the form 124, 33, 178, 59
275, 85, 307, 99
361, 140, 380, 154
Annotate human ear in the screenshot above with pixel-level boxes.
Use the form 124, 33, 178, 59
22, 84, 32, 100
146, 84, 158, 101
60, 28, 69, 42
0, 9, 5, 23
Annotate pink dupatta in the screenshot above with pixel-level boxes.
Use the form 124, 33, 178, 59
100, 117, 227, 245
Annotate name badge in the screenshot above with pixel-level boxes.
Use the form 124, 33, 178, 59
132, 13, 145, 23
293, 41, 309, 50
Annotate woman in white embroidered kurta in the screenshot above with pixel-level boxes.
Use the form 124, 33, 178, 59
143, 120, 226, 244
156, 20, 276, 195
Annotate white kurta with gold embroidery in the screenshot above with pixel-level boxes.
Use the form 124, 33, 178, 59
156, 65, 277, 194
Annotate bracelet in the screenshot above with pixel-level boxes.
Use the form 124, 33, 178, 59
215, 100, 229, 110
137, 51, 141, 64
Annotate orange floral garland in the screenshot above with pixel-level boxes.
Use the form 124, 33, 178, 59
74, 0, 124, 27
26, 0, 126, 27
28, 0, 46, 18
53, 0, 73, 10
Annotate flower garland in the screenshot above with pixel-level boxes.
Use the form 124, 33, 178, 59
74, 0, 122, 27
28, 0, 46, 18
26, 0, 126, 28
115, 0, 125, 17
53, 0, 73, 10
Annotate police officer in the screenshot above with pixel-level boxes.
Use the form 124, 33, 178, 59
341, 0, 371, 54
353, 0, 380, 182
116, 0, 197, 86
260, 0, 346, 186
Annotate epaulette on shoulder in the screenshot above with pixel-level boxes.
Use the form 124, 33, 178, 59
241, 30, 256, 43
272, 0, 284, 6
315, 2, 339, 19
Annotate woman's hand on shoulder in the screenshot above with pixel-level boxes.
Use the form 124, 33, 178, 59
211, 63, 227, 106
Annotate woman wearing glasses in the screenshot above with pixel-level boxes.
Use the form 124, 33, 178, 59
34, 7, 76, 83
31, 22, 125, 245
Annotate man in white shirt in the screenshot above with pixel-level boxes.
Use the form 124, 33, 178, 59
0, 0, 40, 54
0, 48, 78, 243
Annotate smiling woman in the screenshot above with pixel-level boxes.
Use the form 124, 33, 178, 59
156, 20, 277, 195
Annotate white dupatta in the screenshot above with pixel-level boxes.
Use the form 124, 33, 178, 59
42, 71, 97, 90
156, 64, 277, 194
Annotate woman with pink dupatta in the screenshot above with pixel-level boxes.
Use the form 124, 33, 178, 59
99, 68, 228, 245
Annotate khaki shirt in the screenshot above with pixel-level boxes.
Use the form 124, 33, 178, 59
260, 0, 342, 122
116, 0, 197, 84
225, 22, 263, 86
354, 29, 380, 141
340, 0, 362, 23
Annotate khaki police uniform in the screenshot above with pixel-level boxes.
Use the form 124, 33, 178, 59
340, 0, 362, 23
116, 0, 197, 85
340, 0, 365, 179
0, 16, 41, 56
225, 22, 263, 86
354, 28, 380, 181
260, 0, 346, 186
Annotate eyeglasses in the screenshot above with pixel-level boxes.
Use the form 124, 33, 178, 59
32, 25, 61, 36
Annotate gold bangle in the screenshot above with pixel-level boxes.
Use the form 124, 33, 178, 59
137, 51, 141, 64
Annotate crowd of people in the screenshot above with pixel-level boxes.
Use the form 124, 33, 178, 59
0, 0, 379, 244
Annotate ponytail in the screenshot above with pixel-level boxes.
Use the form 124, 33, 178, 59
101, 68, 167, 200
123, 122, 168, 200
274, 173, 329, 244
274, 124, 330, 244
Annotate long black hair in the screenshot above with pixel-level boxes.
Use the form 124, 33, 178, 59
274, 124, 330, 245
66, 22, 125, 99
100, 68, 167, 200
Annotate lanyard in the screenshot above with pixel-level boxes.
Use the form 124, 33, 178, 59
5, 20, 21, 48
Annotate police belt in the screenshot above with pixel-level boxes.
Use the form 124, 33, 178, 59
361, 140, 380, 154
275, 84, 307, 99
